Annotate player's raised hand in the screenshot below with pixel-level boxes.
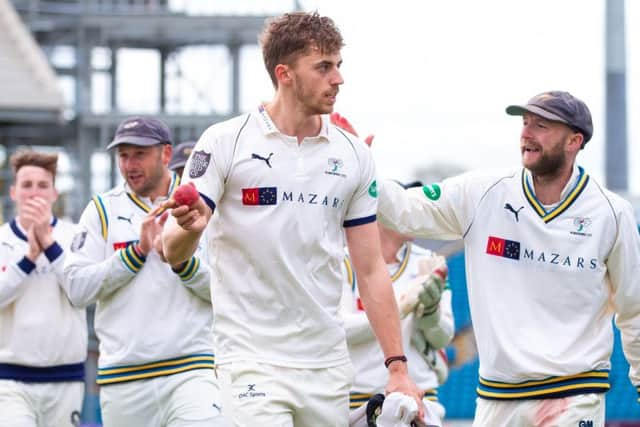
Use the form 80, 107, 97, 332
152, 211, 170, 262
167, 194, 209, 234
26, 225, 42, 262
330, 112, 375, 146
25, 197, 54, 249
151, 183, 208, 233
138, 210, 167, 256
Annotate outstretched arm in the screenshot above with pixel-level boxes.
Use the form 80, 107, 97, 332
345, 221, 424, 419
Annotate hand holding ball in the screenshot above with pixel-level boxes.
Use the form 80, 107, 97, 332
173, 182, 199, 206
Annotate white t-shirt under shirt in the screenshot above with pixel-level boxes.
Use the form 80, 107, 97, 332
185, 105, 378, 368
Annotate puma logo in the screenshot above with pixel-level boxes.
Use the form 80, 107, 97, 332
117, 215, 133, 224
251, 152, 274, 168
504, 203, 524, 222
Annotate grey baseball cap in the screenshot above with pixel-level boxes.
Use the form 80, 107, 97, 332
506, 91, 593, 144
168, 141, 196, 171
107, 116, 173, 150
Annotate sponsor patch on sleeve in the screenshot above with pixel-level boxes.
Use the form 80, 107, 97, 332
70, 230, 88, 252
368, 180, 378, 198
422, 183, 441, 200
189, 150, 211, 179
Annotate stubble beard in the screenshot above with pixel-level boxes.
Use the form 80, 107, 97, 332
294, 79, 330, 116
127, 154, 166, 197
525, 146, 566, 178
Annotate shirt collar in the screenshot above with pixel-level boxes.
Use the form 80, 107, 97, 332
523, 164, 581, 202
255, 105, 330, 142
124, 171, 180, 211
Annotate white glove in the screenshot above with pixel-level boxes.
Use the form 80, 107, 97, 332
376, 392, 418, 427
396, 255, 447, 318
410, 330, 449, 386
417, 263, 447, 316
397, 274, 430, 317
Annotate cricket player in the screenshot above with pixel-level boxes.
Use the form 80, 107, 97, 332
0, 151, 87, 427
162, 11, 424, 426
64, 117, 228, 426
377, 91, 640, 426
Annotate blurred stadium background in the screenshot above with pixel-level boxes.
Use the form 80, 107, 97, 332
0, 0, 639, 425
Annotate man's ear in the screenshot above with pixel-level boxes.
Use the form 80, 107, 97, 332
568, 132, 585, 153
274, 63, 292, 86
162, 144, 173, 166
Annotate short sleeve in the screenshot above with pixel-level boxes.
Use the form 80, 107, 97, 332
343, 142, 377, 228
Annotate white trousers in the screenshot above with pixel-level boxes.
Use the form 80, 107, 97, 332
473, 394, 605, 427
217, 360, 354, 427
0, 380, 84, 427
100, 369, 231, 427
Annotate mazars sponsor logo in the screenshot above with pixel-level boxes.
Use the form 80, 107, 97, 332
281, 190, 345, 209
240, 187, 346, 209
485, 235, 597, 269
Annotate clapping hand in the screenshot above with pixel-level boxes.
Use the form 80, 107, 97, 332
138, 210, 169, 257
22, 197, 53, 261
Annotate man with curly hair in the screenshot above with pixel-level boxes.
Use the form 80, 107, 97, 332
163, 11, 423, 427
0, 151, 87, 426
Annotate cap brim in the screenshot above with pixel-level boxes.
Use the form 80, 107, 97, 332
107, 135, 165, 150
505, 104, 568, 124
168, 159, 186, 170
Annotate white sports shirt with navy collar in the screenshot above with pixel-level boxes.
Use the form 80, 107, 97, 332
0, 217, 87, 382
378, 165, 640, 401
183, 105, 378, 368
63, 172, 215, 385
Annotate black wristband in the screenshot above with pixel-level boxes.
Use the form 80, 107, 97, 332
384, 355, 407, 368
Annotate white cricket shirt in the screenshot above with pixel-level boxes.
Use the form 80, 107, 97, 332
184, 106, 378, 368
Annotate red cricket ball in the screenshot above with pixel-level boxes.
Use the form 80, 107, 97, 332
173, 182, 199, 206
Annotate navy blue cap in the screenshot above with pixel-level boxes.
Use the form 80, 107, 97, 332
168, 141, 196, 171
107, 116, 173, 150
506, 91, 593, 144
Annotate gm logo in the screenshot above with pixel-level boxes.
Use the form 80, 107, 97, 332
579, 421, 593, 427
